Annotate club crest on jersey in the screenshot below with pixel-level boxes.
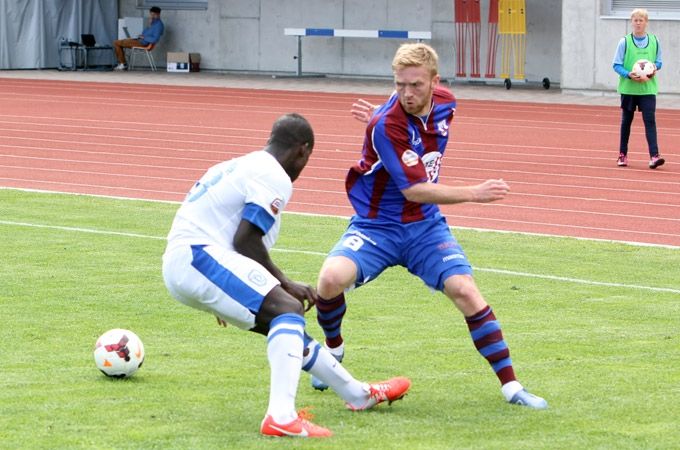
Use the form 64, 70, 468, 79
401, 149, 419, 167
437, 119, 449, 137
248, 269, 267, 287
270, 198, 283, 215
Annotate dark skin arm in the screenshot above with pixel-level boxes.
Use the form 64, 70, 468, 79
233, 219, 318, 334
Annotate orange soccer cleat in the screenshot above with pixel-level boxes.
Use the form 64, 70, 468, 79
346, 376, 412, 411
260, 409, 333, 438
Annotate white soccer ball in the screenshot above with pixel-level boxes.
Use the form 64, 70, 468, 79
632, 59, 655, 77
93, 329, 145, 378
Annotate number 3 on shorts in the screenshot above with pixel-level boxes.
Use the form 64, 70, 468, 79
342, 235, 364, 251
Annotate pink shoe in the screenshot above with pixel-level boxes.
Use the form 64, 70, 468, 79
649, 155, 665, 169
617, 153, 628, 167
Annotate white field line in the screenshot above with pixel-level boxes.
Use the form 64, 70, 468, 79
1, 217, 678, 295
3, 185, 680, 244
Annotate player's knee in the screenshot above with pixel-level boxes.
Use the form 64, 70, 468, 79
444, 275, 482, 306
276, 293, 305, 316
317, 261, 355, 297
259, 288, 305, 322
285, 301, 305, 316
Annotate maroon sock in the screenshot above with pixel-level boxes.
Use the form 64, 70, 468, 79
315, 293, 346, 348
465, 305, 517, 385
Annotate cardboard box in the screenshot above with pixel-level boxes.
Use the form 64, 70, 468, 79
167, 52, 189, 73
189, 53, 201, 72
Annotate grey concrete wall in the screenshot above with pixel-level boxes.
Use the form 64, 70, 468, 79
119, 0, 561, 85
561, 0, 680, 94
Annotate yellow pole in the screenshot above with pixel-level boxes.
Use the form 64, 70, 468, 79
514, 0, 526, 80
498, 0, 511, 79
498, 0, 526, 81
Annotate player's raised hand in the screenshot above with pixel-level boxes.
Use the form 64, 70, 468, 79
281, 280, 319, 312
472, 179, 510, 203
350, 99, 377, 123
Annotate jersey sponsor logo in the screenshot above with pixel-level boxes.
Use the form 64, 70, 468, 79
348, 229, 377, 246
422, 151, 442, 182
401, 149, 419, 167
437, 241, 458, 250
442, 254, 465, 262
437, 119, 449, 137
248, 269, 267, 286
270, 198, 283, 215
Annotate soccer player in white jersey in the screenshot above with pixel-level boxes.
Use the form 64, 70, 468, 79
162, 113, 411, 438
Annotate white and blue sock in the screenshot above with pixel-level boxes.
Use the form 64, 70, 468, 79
302, 334, 368, 407
265, 313, 305, 424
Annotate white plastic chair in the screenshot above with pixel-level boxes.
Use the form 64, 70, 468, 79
129, 43, 157, 71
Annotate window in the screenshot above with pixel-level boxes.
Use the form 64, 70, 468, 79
605, 0, 680, 19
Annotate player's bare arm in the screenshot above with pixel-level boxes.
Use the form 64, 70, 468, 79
233, 219, 317, 310
402, 179, 510, 205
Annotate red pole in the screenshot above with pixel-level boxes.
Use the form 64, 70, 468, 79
470, 0, 481, 77
454, 0, 467, 77
485, 0, 499, 78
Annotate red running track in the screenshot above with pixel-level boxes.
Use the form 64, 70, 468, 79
1, 78, 679, 247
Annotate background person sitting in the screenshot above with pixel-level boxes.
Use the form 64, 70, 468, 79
113, 6, 164, 71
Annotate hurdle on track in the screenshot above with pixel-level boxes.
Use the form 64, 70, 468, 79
280, 28, 431, 77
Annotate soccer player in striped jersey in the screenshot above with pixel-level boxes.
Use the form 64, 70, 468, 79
311, 43, 547, 410
163, 113, 411, 438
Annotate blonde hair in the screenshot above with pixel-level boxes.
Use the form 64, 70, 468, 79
631, 8, 648, 20
392, 43, 439, 77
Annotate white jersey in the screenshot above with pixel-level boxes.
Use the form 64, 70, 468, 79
166, 150, 292, 251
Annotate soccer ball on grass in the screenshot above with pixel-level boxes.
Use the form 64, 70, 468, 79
93, 328, 145, 378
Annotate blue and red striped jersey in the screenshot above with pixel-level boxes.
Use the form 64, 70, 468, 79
346, 85, 456, 223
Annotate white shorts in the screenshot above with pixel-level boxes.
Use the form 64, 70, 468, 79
162, 244, 280, 330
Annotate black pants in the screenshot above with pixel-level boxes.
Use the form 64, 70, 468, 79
619, 94, 658, 157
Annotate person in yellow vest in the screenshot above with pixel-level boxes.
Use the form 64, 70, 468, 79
612, 8, 665, 169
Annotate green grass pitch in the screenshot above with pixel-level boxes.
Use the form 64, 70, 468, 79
1, 188, 679, 449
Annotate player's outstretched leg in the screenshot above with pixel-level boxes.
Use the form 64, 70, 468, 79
311, 344, 344, 391
302, 334, 411, 410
